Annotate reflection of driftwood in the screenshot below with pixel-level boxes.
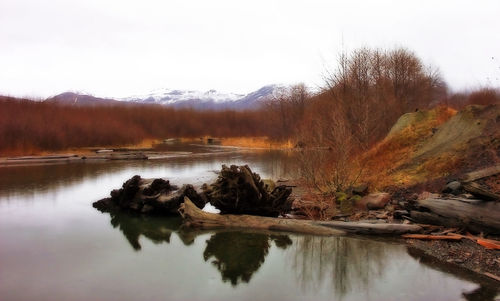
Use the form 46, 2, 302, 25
203, 232, 270, 286
107, 212, 182, 250
411, 198, 500, 234
203, 232, 292, 286
206, 165, 293, 217
180, 198, 422, 236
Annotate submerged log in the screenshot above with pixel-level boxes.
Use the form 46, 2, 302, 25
411, 197, 500, 234
179, 197, 422, 236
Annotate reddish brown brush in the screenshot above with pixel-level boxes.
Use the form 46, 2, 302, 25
446, 87, 500, 109
0, 97, 273, 155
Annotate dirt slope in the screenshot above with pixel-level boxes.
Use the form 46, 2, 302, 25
363, 104, 500, 189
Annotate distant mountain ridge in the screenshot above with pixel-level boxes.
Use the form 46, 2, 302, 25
46, 85, 281, 110
46, 92, 120, 106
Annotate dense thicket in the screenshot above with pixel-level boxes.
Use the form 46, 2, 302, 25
0, 97, 270, 153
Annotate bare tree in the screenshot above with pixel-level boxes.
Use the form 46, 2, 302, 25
297, 47, 447, 195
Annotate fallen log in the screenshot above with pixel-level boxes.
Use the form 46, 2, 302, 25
179, 197, 422, 236
6, 154, 78, 160
477, 239, 500, 250
431, 228, 459, 235
484, 272, 500, 282
412, 197, 500, 234
461, 165, 500, 183
317, 221, 423, 235
179, 197, 345, 236
0, 156, 81, 166
401, 234, 462, 241
409, 211, 463, 229
449, 233, 500, 250
462, 182, 500, 201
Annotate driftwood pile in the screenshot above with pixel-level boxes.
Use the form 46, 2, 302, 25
94, 164, 500, 241
401, 165, 500, 235
204, 165, 293, 217
93, 165, 293, 217
179, 197, 423, 236
93, 176, 207, 214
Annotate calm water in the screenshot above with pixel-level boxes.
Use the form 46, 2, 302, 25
0, 149, 497, 301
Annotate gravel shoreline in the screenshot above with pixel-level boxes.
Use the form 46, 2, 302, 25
406, 238, 500, 283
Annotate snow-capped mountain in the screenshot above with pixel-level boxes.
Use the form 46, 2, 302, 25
123, 89, 245, 104
46, 85, 282, 110
122, 85, 281, 110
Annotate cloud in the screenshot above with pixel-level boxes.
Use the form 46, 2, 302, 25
1, 0, 499, 98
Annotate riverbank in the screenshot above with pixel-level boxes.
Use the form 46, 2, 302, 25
91, 162, 500, 284
0, 136, 294, 167
406, 238, 500, 282
0, 136, 293, 157
293, 180, 500, 283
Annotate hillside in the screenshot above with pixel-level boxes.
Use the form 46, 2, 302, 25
45, 92, 122, 106
362, 104, 500, 190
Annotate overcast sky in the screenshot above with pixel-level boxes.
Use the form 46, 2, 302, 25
1, 0, 499, 98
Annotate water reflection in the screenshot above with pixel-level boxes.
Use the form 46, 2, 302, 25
203, 232, 292, 286
0, 149, 298, 199
100, 209, 294, 285
288, 235, 387, 299
4, 147, 499, 301
462, 286, 499, 301
407, 247, 499, 301
98, 207, 499, 300
106, 211, 183, 250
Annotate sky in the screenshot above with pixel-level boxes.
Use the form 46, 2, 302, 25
1, 0, 499, 99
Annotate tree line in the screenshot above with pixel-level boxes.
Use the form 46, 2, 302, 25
1, 47, 498, 157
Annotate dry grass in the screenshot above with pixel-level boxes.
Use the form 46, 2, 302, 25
220, 137, 293, 149
361, 106, 457, 188
293, 191, 336, 220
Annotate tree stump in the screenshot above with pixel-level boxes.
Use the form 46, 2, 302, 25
206, 165, 293, 217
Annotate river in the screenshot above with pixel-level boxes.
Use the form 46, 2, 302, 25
0, 147, 497, 301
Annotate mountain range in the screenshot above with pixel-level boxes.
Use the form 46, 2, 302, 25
46, 85, 281, 110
